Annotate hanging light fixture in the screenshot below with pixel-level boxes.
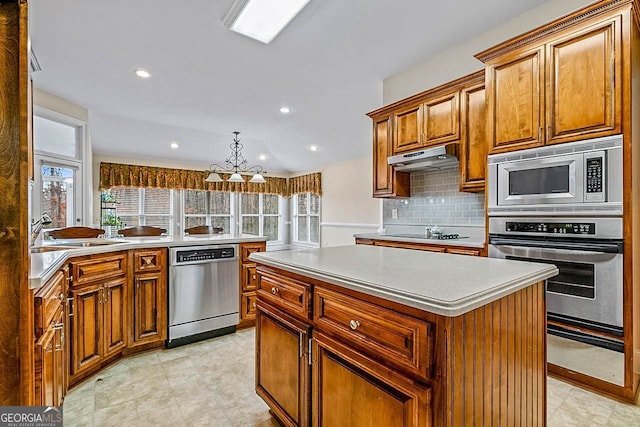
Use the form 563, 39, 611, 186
205, 131, 267, 184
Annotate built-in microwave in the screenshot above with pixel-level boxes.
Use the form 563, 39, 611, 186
487, 135, 623, 216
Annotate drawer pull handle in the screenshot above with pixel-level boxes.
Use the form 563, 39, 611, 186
271, 287, 279, 295
349, 320, 360, 330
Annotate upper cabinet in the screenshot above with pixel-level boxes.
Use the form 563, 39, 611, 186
368, 71, 485, 198
478, 6, 621, 154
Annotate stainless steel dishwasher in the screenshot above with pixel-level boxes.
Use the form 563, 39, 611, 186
168, 244, 239, 347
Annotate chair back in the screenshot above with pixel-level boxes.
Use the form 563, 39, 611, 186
48, 227, 106, 239
117, 226, 167, 237
184, 225, 223, 235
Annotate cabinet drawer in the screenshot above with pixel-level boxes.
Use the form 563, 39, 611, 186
374, 240, 446, 252
446, 247, 481, 256
241, 292, 257, 320
241, 242, 266, 263
34, 270, 65, 339
71, 253, 126, 287
257, 269, 311, 320
242, 265, 258, 292
133, 248, 164, 273
314, 287, 433, 380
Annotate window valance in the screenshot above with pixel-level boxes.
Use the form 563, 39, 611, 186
288, 172, 322, 196
99, 162, 288, 195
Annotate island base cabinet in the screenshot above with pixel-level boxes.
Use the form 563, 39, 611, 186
256, 301, 311, 427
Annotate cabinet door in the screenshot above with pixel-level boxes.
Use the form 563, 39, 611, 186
70, 283, 102, 376
486, 46, 544, 153
241, 292, 257, 321
372, 116, 410, 198
312, 332, 432, 427
103, 277, 127, 357
52, 307, 65, 405
459, 83, 487, 192
422, 91, 459, 146
242, 265, 258, 292
256, 301, 311, 427
133, 272, 166, 344
546, 16, 620, 144
393, 104, 422, 153
34, 325, 56, 406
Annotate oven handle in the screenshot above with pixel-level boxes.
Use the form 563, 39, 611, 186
488, 237, 623, 254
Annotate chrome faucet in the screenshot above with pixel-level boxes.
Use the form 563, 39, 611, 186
31, 213, 53, 244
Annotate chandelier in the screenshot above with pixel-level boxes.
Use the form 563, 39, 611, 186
205, 131, 266, 183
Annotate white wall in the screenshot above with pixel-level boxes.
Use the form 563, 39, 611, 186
318, 156, 381, 247
383, 0, 593, 104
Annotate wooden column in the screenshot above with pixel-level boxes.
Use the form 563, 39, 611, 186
0, 0, 32, 405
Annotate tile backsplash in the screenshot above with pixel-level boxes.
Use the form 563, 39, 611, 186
383, 165, 485, 226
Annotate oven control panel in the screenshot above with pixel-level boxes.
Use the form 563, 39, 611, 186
505, 222, 595, 235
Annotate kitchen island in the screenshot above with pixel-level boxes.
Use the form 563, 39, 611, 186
250, 245, 558, 426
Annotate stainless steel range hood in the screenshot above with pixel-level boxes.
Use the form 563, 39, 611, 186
387, 143, 459, 171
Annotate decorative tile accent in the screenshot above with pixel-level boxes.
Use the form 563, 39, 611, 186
383, 166, 485, 226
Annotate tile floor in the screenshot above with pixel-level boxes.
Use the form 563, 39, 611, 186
64, 328, 640, 426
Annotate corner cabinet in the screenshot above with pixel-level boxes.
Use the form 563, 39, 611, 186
478, 6, 621, 154
372, 115, 410, 198
238, 241, 267, 328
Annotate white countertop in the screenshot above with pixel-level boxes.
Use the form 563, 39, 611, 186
249, 245, 557, 317
354, 232, 485, 248
30, 234, 266, 289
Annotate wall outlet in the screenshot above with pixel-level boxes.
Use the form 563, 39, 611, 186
392, 209, 398, 219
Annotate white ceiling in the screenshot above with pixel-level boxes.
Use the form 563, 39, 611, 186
30, 0, 549, 174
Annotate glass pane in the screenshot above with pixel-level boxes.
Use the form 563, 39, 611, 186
297, 194, 307, 215
242, 216, 259, 236
111, 188, 140, 215
211, 217, 230, 234
210, 192, 230, 215
41, 165, 74, 229
184, 190, 208, 215
144, 216, 171, 231
117, 216, 139, 228
297, 217, 308, 242
144, 188, 171, 214
263, 216, 279, 241
509, 166, 569, 196
310, 217, 320, 244
309, 194, 320, 215
185, 216, 207, 229
263, 194, 279, 215
34, 116, 77, 158
241, 194, 259, 215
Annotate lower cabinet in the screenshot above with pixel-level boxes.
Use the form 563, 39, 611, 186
312, 332, 432, 427
131, 271, 166, 345
34, 305, 65, 407
256, 301, 311, 427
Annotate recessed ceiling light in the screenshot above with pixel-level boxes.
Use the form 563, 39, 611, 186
259, 154, 267, 161
170, 142, 179, 149
223, 0, 312, 44
279, 106, 291, 114
135, 69, 152, 78
308, 145, 319, 152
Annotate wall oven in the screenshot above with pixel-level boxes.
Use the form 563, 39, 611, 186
487, 135, 622, 216
489, 217, 624, 352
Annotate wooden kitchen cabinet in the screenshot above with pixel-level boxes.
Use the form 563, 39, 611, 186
357, 237, 485, 256
256, 300, 311, 427
68, 252, 128, 385
479, 9, 621, 154
393, 104, 422, 153
312, 332, 432, 427
34, 304, 65, 407
129, 248, 167, 348
372, 115, 410, 198
459, 77, 487, 192
238, 241, 267, 328
423, 91, 459, 147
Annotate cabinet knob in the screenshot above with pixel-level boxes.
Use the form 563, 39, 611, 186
252, 302, 256, 308
271, 287, 279, 295
145, 259, 152, 265
55, 293, 64, 300
349, 320, 360, 330
252, 274, 257, 280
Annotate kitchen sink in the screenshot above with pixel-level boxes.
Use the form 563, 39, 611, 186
31, 239, 125, 253
30, 246, 76, 253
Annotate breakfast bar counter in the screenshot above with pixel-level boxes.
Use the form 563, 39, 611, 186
250, 245, 558, 426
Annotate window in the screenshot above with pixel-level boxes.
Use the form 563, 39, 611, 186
108, 187, 174, 234
183, 190, 233, 233
33, 112, 84, 229
239, 193, 282, 242
293, 193, 320, 245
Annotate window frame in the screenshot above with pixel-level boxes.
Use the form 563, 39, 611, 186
239, 193, 284, 244
292, 192, 321, 247
109, 187, 175, 235
181, 190, 235, 235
